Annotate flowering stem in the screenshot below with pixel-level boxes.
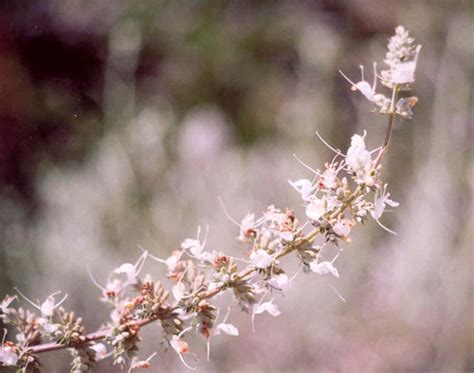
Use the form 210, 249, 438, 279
374, 85, 399, 168
24, 183, 366, 357
28, 316, 159, 354
1, 27, 422, 372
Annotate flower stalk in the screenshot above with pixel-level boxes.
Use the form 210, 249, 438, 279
1, 26, 421, 372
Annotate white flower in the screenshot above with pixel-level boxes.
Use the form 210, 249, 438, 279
181, 225, 208, 259
114, 263, 139, 285
113, 250, 148, 286
41, 293, 66, 317
165, 252, 181, 272
170, 336, 189, 354
305, 198, 326, 221
1, 295, 16, 313
169, 327, 196, 371
214, 323, 239, 336
145, 247, 184, 272
200, 250, 218, 264
391, 58, 418, 85
268, 273, 290, 291
128, 352, 157, 372
346, 133, 371, 171
288, 179, 315, 201
333, 219, 353, 237
249, 250, 273, 269
238, 213, 257, 242
320, 168, 338, 189
104, 278, 124, 297
181, 238, 200, 254
251, 300, 281, 332
351, 132, 365, 148
339, 64, 389, 111
37, 317, 59, 333
264, 206, 287, 225
253, 300, 281, 317
309, 261, 339, 278
15, 288, 68, 318
0, 346, 18, 366
0, 295, 16, 322
371, 184, 399, 220
345, 132, 375, 186
381, 27, 421, 89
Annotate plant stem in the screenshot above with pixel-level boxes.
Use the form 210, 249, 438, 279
374, 85, 399, 168
26, 113, 392, 357
26, 189, 356, 356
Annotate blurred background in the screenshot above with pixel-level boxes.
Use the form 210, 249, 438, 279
0, 0, 472, 371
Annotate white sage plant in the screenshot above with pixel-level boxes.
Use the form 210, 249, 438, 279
0, 26, 420, 372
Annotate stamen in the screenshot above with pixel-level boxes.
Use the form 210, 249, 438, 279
2, 328, 7, 348
217, 197, 240, 227
329, 285, 346, 302
359, 65, 365, 81
292, 153, 320, 175
339, 70, 356, 87
372, 62, 378, 91
87, 266, 106, 292
139, 245, 167, 264
222, 307, 231, 324
14, 287, 41, 311
374, 218, 398, 235
134, 250, 148, 276
315, 132, 346, 157
54, 293, 68, 309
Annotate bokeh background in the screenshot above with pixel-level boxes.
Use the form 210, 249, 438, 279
0, 0, 472, 371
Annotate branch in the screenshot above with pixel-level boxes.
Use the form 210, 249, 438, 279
26, 182, 365, 356
0, 26, 421, 372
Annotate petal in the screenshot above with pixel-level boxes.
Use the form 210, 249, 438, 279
385, 198, 399, 207
170, 337, 189, 354
305, 199, 326, 220
268, 274, 290, 291
350, 134, 366, 149
250, 250, 273, 269
190, 246, 202, 258
334, 221, 350, 237
0, 349, 19, 366
309, 261, 339, 278
215, 323, 239, 336
253, 301, 281, 316
114, 263, 137, 284
181, 238, 199, 250
40, 298, 55, 317
166, 255, 179, 271
288, 179, 314, 201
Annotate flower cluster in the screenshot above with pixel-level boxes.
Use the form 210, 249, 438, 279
340, 26, 420, 119
381, 26, 422, 90
0, 26, 420, 372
